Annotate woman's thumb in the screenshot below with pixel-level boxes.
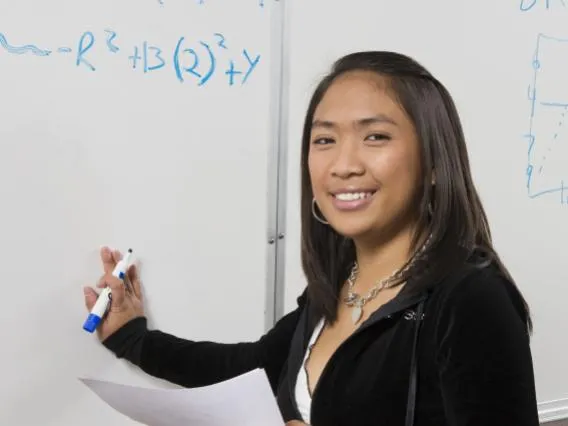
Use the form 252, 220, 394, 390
83, 287, 99, 311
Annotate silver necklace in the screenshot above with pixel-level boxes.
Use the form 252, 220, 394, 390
343, 264, 401, 324
343, 236, 431, 324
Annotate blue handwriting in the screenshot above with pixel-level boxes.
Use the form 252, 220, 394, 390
524, 33, 568, 203
0, 33, 51, 56
1, 30, 260, 86
520, 0, 566, 11
105, 30, 119, 53
77, 31, 95, 71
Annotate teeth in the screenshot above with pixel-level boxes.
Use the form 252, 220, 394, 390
335, 192, 373, 201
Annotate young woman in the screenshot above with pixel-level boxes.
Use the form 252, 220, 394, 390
84, 51, 540, 425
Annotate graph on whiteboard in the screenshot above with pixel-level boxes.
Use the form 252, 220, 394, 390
525, 33, 568, 203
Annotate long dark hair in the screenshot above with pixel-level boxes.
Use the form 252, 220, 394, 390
299, 51, 532, 334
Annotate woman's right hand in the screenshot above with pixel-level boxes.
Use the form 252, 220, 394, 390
83, 246, 144, 342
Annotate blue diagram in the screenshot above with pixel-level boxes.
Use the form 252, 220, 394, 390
525, 33, 568, 203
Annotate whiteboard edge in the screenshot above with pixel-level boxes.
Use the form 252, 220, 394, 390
274, 0, 292, 325
264, 0, 288, 330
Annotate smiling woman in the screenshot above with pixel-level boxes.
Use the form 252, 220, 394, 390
308, 70, 423, 245
86, 51, 540, 426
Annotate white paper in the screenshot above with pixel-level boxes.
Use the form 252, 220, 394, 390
79, 369, 284, 426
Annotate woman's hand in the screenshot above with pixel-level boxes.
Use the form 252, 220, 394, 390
83, 246, 144, 342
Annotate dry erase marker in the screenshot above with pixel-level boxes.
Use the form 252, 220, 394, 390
83, 248, 133, 333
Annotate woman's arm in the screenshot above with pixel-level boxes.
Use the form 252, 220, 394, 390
435, 268, 540, 426
102, 289, 307, 393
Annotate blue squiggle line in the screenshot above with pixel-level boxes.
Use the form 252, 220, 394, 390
0, 33, 51, 56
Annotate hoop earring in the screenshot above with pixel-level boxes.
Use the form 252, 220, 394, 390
312, 198, 329, 225
428, 200, 434, 217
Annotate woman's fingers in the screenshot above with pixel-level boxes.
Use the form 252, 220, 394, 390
105, 274, 127, 308
127, 264, 142, 301
83, 286, 99, 311
96, 274, 106, 288
96, 247, 139, 308
100, 246, 118, 274
111, 249, 123, 264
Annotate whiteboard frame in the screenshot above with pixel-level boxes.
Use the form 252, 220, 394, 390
265, 0, 289, 330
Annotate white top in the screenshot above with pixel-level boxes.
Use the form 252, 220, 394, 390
294, 318, 325, 424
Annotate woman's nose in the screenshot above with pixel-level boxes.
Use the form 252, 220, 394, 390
330, 141, 364, 178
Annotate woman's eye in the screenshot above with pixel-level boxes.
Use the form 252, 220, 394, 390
312, 137, 335, 145
366, 133, 390, 142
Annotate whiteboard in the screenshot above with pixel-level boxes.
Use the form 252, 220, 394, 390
282, 0, 568, 421
0, 1, 281, 425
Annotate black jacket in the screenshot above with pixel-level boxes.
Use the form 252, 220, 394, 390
103, 258, 540, 425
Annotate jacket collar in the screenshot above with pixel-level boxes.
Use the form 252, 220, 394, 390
285, 284, 430, 413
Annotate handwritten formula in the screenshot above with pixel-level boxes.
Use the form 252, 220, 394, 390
0, 30, 260, 86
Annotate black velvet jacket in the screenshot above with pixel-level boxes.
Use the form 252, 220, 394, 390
103, 258, 540, 425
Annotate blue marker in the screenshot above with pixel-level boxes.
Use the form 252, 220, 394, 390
83, 248, 133, 333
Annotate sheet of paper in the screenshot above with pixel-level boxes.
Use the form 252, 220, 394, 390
79, 368, 284, 426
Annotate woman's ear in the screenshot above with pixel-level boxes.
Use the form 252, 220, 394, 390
431, 169, 436, 186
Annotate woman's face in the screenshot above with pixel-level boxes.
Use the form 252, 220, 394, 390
308, 70, 423, 241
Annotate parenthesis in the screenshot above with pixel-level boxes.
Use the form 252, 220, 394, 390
173, 36, 185, 82
198, 41, 215, 86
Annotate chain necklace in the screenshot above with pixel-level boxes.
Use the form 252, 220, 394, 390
343, 236, 431, 324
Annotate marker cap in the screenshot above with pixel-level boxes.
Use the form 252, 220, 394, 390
112, 248, 133, 280
83, 313, 102, 333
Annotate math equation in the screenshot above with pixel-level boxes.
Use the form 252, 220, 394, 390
0, 30, 261, 86
524, 33, 568, 203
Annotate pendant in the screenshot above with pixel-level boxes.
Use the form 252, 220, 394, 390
351, 305, 363, 324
